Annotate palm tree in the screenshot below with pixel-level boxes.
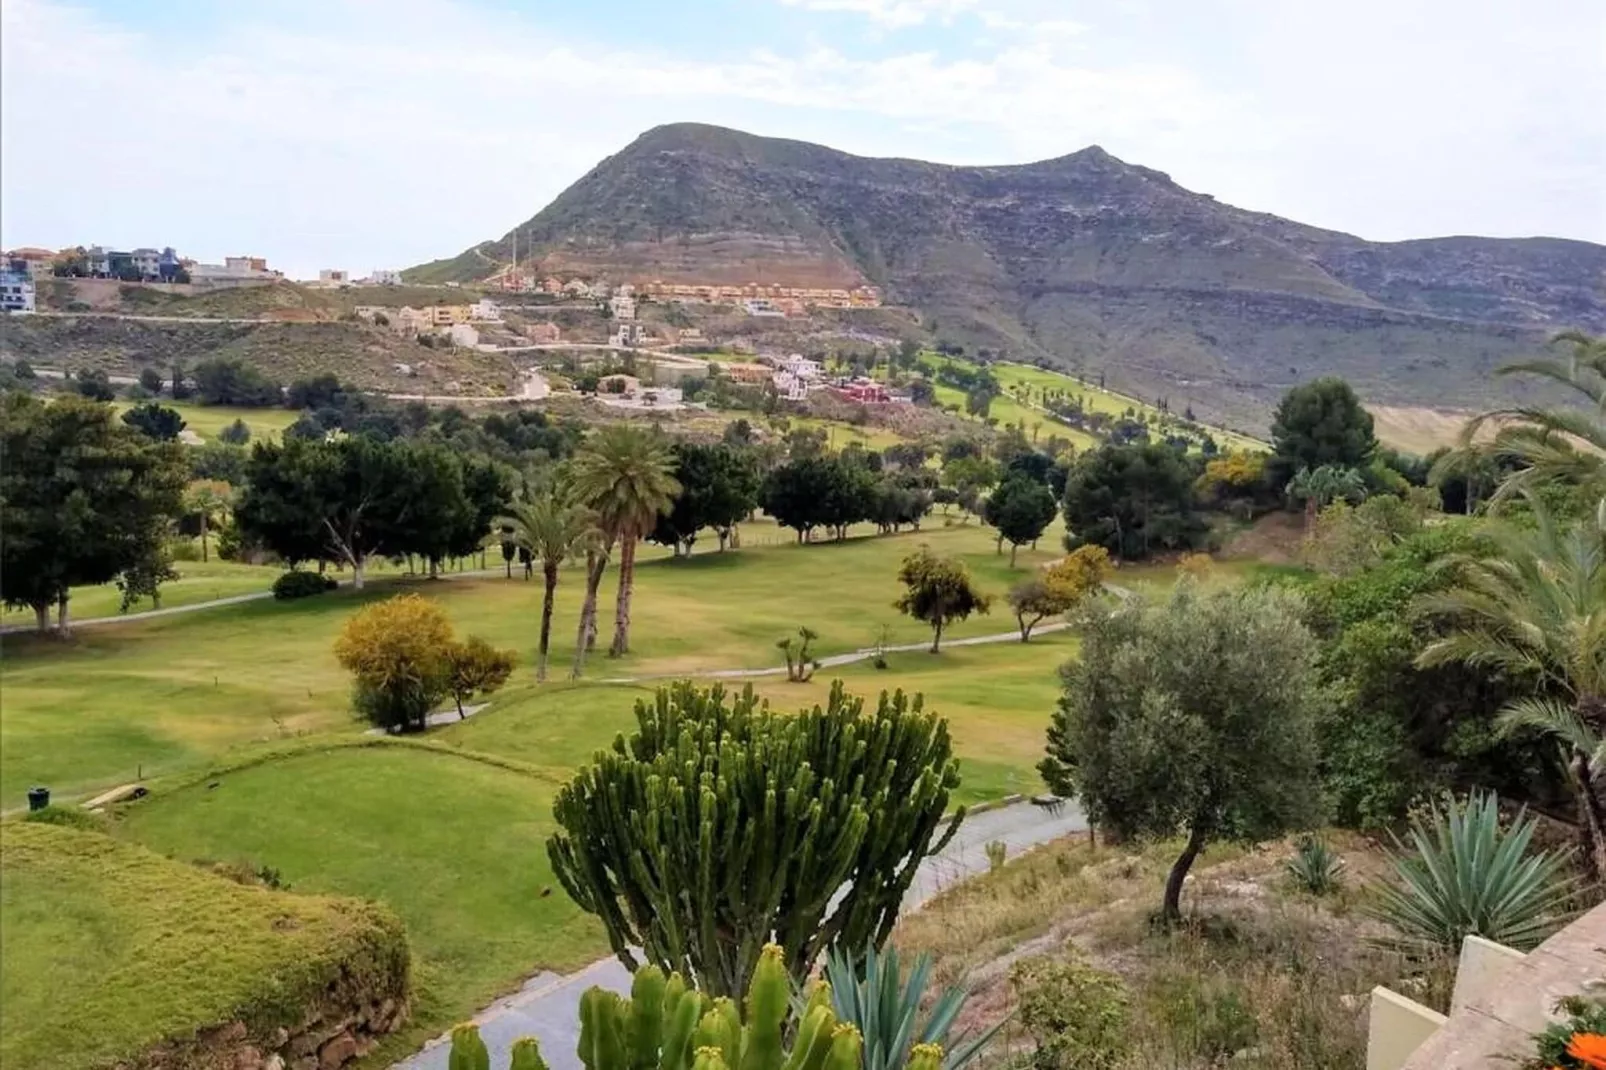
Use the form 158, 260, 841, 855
568, 425, 680, 659
1437, 331, 1606, 505
501, 489, 596, 682
1286, 464, 1367, 529
184, 480, 233, 562
1414, 493, 1606, 881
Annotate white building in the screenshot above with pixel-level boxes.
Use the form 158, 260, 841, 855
610, 323, 647, 347
0, 271, 37, 313
779, 354, 823, 380
316, 269, 351, 287
131, 248, 162, 279
470, 298, 503, 322
744, 299, 785, 318
369, 269, 402, 286
609, 294, 636, 320
562, 279, 593, 298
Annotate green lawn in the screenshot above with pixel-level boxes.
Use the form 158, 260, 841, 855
0, 558, 279, 626
0, 819, 406, 1070
116, 741, 600, 1064
110, 401, 299, 444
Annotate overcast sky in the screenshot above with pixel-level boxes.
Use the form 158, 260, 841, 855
3, 0, 1603, 279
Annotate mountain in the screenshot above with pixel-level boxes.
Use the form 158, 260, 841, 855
410, 122, 1606, 431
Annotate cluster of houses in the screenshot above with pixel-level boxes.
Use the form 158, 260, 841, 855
718, 354, 906, 404
349, 298, 561, 350
497, 272, 883, 318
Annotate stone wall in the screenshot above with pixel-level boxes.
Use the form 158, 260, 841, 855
124, 993, 409, 1070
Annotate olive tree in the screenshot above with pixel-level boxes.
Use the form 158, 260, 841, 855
1039, 582, 1324, 923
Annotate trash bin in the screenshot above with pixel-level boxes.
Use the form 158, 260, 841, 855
26, 786, 49, 812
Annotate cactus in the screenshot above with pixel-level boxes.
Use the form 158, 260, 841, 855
455, 946, 887, 1070
548, 681, 964, 996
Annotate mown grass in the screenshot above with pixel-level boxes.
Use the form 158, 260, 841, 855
0, 558, 279, 626
0, 820, 407, 1070
116, 741, 602, 1065
110, 401, 300, 443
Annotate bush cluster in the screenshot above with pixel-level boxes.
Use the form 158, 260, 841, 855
271, 570, 338, 600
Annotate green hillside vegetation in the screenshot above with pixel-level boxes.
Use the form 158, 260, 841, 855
0, 820, 408, 1070
110, 400, 299, 443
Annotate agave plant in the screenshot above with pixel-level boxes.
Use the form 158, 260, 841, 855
1366, 791, 1580, 954
820, 943, 1004, 1070
1285, 835, 1345, 896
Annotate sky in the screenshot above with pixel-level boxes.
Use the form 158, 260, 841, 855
3, 0, 1603, 279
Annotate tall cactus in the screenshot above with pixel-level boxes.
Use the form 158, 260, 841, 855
450, 945, 881, 1070
547, 682, 964, 996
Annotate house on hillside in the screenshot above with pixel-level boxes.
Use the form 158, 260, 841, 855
610, 323, 647, 347
562, 279, 593, 298
609, 294, 636, 320
369, 269, 402, 285
779, 354, 822, 380
315, 269, 351, 287
4, 249, 56, 281
0, 269, 37, 313
470, 298, 502, 322
394, 307, 433, 335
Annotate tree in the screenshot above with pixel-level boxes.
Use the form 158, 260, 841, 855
137, 367, 165, 394
1061, 443, 1206, 560
333, 594, 454, 732
184, 480, 233, 562
0, 394, 187, 633
170, 362, 194, 401
218, 418, 252, 446
547, 680, 964, 996
1007, 545, 1112, 641
192, 359, 283, 407
502, 487, 596, 681
120, 403, 186, 442
984, 477, 1057, 566
776, 626, 821, 682
1195, 450, 1273, 518
443, 635, 515, 718
1270, 378, 1377, 474
73, 368, 116, 401
763, 456, 863, 543
569, 424, 680, 658
649, 442, 761, 555
1414, 495, 1606, 880
1435, 331, 1606, 506
894, 547, 991, 653
1039, 583, 1324, 923
1286, 464, 1367, 528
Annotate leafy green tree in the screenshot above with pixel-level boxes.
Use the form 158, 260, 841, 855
547, 680, 965, 996
192, 359, 283, 407
763, 456, 864, 542
1040, 583, 1324, 923
137, 367, 165, 393
217, 418, 251, 446
569, 424, 680, 658
120, 402, 186, 441
649, 442, 761, 555
1270, 377, 1377, 473
983, 477, 1057, 566
1061, 443, 1206, 560
73, 368, 116, 401
1302, 525, 1552, 829
502, 487, 597, 681
0, 394, 187, 633
1415, 496, 1606, 879
893, 547, 991, 653
1005, 546, 1110, 642
170, 362, 194, 400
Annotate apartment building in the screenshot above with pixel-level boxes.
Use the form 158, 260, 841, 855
0, 270, 36, 313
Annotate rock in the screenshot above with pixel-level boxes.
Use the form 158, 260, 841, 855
233, 1045, 264, 1070
318, 1032, 358, 1070
264, 1056, 286, 1070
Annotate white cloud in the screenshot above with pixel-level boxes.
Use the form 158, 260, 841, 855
776, 0, 980, 29
1, 0, 1600, 279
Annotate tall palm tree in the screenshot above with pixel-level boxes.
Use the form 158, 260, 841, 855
1437, 330, 1606, 505
568, 424, 680, 658
501, 489, 596, 682
1286, 464, 1367, 529
1414, 493, 1606, 881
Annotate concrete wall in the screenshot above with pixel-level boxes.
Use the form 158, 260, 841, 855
1367, 987, 1448, 1070
1451, 935, 1528, 1015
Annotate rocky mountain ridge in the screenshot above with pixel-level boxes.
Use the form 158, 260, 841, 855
410, 123, 1606, 429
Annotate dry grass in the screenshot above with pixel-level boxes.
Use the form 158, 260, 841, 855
897, 831, 1455, 1070
1368, 404, 1482, 455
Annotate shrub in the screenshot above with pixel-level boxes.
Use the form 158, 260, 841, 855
449, 944, 873, 1070
823, 942, 1002, 1070
443, 635, 515, 718
1285, 835, 1346, 896
1144, 970, 1259, 1060
271, 570, 337, 600
1011, 953, 1131, 1070
985, 840, 1008, 873
1366, 791, 1579, 954
333, 594, 454, 732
